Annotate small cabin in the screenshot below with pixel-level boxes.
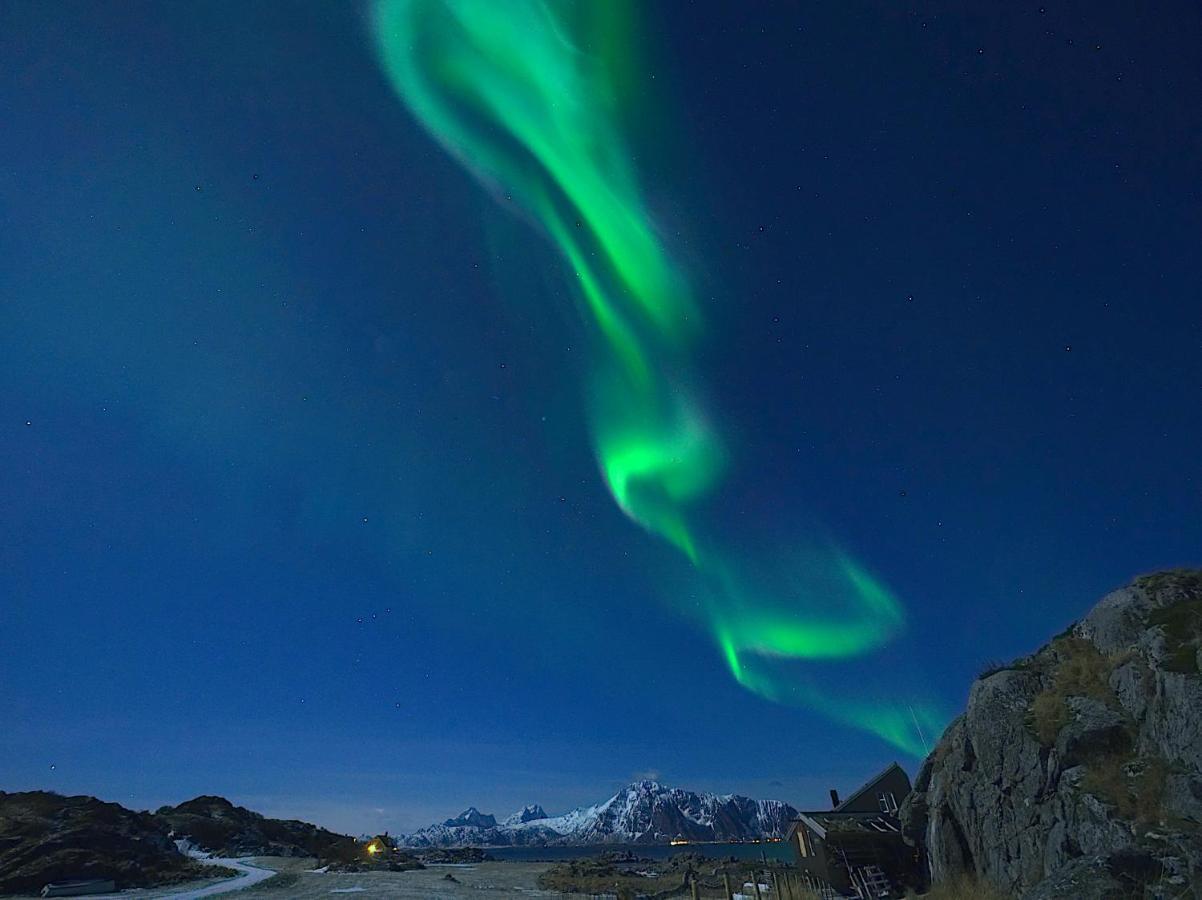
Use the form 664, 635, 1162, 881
363, 832, 398, 857
785, 762, 921, 899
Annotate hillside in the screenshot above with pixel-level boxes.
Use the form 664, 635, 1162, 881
901, 570, 1202, 898
156, 795, 356, 859
0, 791, 212, 896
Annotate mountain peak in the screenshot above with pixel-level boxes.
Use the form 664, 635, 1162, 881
502, 804, 548, 825
441, 807, 497, 829
627, 779, 665, 793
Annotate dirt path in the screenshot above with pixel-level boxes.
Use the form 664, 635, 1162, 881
160, 858, 278, 898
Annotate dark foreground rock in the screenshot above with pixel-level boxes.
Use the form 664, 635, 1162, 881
902, 570, 1202, 898
0, 791, 213, 896
155, 795, 356, 859
414, 846, 493, 864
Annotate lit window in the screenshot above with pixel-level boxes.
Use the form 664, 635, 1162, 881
878, 792, 898, 814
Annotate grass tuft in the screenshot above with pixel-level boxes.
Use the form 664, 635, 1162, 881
1081, 755, 1169, 827
976, 659, 1009, 679
1138, 569, 1202, 674
1027, 637, 1115, 747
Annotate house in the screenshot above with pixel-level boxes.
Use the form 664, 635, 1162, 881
785, 762, 922, 899
364, 833, 398, 857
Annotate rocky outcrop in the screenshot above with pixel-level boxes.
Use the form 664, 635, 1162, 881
0, 791, 211, 896
901, 570, 1202, 898
156, 795, 356, 859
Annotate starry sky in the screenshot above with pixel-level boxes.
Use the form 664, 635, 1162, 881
2, 1, 1200, 836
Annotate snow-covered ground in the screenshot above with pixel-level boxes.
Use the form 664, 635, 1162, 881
159, 857, 278, 898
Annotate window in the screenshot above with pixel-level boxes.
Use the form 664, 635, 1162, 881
877, 792, 898, 814
797, 828, 811, 857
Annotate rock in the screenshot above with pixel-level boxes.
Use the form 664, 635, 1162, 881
415, 846, 492, 864
1055, 696, 1129, 766
1024, 854, 1127, 900
901, 571, 1202, 898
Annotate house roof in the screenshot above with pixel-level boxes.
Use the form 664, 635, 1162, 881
792, 811, 902, 841
833, 761, 907, 812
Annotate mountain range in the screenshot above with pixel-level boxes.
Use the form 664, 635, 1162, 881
400, 781, 798, 847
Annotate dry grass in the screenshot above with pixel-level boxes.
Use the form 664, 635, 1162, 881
907, 872, 1014, 899
1138, 569, 1202, 674
1027, 637, 1116, 746
1147, 596, 1202, 675
1081, 755, 1169, 827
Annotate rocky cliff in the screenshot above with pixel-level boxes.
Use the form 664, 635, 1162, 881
901, 570, 1202, 898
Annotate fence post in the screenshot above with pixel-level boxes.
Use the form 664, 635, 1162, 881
779, 871, 794, 900
723, 871, 733, 900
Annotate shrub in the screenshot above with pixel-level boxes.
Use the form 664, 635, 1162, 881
1146, 594, 1202, 675
976, 659, 1009, 679
1026, 637, 1115, 747
1029, 690, 1068, 747
1135, 568, 1202, 599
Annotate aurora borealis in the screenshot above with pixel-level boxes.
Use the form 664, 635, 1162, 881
3, 0, 1200, 834
373, 0, 721, 566
372, 0, 941, 753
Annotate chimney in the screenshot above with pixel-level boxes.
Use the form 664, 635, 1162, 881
829, 789, 840, 809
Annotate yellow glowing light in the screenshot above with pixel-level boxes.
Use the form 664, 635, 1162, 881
367, 843, 381, 855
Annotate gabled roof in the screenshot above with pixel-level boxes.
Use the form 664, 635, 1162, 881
833, 761, 907, 813
792, 812, 828, 840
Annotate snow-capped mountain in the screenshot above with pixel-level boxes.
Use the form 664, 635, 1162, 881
501, 804, 548, 826
400, 781, 798, 847
442, 807, 497, 829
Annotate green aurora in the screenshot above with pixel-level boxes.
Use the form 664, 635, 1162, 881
372, 0, 942, 754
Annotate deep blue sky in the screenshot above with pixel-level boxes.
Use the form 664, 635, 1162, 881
2, 1, 1199, 834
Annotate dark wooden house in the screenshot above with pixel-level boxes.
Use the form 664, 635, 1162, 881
785, 762, 922, 899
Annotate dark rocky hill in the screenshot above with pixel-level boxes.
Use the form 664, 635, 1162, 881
0, 791, 212, 896
155, 795, 356, 859
902, 570, 1202, 898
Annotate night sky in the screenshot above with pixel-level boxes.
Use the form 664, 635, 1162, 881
2, 1, 1200, 836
